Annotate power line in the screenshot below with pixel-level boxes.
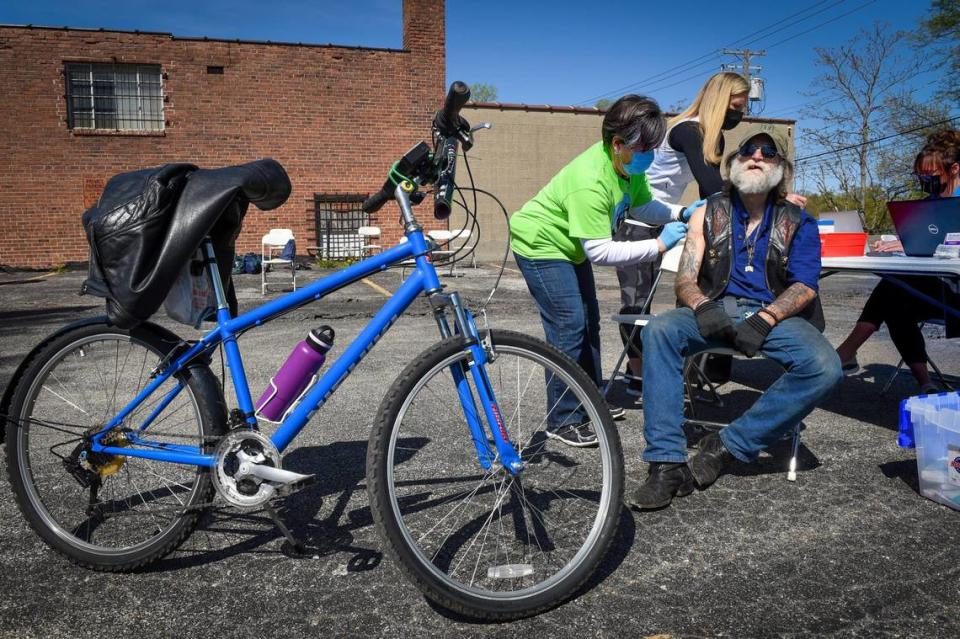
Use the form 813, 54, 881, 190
764, 67, 939, 118
796, 103, 960, 166
586, 0, 876, 106
574, 0, 844, 105
795, 114, 960, 163
654, 0, 876, 109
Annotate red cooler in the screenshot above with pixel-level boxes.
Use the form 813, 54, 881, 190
820, 232, 867, 257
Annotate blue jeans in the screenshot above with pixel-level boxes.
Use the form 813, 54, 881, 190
514, 253, 602, 429
641, 298, 842, 463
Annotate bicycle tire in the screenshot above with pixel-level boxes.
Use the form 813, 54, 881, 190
367, 329, 624, 620
5, 321, 226, 571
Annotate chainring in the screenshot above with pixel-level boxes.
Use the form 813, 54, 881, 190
212, 429, 282, 510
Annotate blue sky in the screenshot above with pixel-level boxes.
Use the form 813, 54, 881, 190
0, 1, 940, 122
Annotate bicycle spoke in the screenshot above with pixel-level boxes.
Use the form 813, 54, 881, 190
379, 334, 620, 610
10, 329, 213, 563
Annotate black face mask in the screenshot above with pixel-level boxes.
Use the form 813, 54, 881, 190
722, 109, 744, 130
917, 174, 942, 197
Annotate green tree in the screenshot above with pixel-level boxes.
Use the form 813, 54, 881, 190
916, 0, 960, 100
594, 98, 612, 110
470, 83, 498, 102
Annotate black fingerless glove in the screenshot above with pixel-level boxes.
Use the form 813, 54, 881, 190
694, 300, 736, 342
733, 312, 774, 357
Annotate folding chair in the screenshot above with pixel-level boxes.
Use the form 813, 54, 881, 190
604, 242, 685, 397
449, 227, 477, 269
427, 229, 458, 276
879, 319, 956, 395
261, 228, 296, 295
606, 241, 803, 481
358, 226, 382, 258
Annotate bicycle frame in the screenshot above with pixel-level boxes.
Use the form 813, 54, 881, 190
89, 187, 523, 474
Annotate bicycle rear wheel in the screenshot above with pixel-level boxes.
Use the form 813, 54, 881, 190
5, 322, 226, 570
367, 329, 623, 620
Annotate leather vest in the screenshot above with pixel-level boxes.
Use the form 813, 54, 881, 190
697, 194, 825, 331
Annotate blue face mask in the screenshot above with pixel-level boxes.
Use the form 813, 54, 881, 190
621, 148, 655, 176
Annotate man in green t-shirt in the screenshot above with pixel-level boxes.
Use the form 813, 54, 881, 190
510, 94, 695, 447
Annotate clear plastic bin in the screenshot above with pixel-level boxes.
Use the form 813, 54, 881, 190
902, 392, 960, 511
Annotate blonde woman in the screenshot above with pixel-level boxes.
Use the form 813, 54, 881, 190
614, 72, 754, 396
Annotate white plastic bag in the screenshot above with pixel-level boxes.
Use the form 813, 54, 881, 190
163, 250, 217, 328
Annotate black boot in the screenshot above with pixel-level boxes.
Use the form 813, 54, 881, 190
625, 462, 694, 510
688, 432, 734, 488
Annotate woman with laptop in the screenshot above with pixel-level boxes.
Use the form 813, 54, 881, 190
835, 129, 960, 393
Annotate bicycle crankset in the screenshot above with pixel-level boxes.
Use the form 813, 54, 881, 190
212, 430, 313, 510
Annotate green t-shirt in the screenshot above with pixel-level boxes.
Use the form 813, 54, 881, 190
509, 141, 654, 263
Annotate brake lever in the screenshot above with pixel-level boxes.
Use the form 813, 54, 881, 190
470, 122, 492, 133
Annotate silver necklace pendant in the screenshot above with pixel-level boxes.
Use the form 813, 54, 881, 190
745, 264, 754, 272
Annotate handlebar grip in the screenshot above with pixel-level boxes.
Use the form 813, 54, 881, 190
435, 81, 471, 137
362, 187, 393, 214
434, 137, 459, 219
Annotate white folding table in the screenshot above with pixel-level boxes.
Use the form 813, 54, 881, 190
820, 255, 960, 321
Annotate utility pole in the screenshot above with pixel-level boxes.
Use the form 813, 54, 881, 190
722, 48, 766, 115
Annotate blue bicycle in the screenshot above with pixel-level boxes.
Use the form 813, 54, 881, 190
4, 82, 624, 620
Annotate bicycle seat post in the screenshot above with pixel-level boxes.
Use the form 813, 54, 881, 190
200, 238, 229, 314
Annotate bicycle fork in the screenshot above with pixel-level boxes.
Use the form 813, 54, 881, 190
429, 292, 524, 475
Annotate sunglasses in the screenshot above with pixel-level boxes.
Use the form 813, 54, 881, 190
738, 143, 779, 160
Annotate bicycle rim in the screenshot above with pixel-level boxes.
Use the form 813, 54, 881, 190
12, 332, 209, 559
383, 340, 618, 609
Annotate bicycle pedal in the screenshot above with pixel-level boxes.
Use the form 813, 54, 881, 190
274, 474, 316, 497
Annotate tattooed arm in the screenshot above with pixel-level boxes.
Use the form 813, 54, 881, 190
675, 205, 711, 310
758, 282, 817, 326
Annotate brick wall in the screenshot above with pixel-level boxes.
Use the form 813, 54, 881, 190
0, 0, 445, 268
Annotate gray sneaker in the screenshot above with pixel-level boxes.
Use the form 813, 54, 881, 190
546, 423, 599, 448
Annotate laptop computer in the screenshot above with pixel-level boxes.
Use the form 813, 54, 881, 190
819, 210, 864, 233
887, 197, 960, 257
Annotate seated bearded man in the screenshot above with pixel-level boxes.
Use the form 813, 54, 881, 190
626, 123, 842, 510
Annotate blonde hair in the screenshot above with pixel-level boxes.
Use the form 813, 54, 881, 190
669, 72, 750, 165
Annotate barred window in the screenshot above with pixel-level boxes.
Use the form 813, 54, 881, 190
65, 63, 164, 131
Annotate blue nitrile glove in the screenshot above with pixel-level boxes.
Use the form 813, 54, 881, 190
659, 221, 688, 249
681, 198, 708, 222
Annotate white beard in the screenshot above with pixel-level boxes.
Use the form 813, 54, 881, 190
730, 159, 784, 195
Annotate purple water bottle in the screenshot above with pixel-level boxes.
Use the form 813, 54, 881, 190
255, 326, 335, 422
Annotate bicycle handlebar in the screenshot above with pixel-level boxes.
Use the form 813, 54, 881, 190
362, 82, 472, 217
433, 82, 470, 219
362, 188, 394, 214
434, 81, 471, 138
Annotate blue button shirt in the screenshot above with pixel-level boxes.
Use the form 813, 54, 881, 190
723, 193, 822, 303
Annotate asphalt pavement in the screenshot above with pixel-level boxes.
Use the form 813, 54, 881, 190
0, 260, 958, 638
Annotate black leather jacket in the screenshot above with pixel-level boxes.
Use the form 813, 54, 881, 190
82, 159, 291, 328
697, 193, 826, 331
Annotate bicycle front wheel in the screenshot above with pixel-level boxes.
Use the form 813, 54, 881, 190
367, 329, 624, 620
5, 322, 226, 571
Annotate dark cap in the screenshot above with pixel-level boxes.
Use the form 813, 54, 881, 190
722, 122, 790, 168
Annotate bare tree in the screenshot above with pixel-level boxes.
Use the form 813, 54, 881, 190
799, 23, 916, 231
